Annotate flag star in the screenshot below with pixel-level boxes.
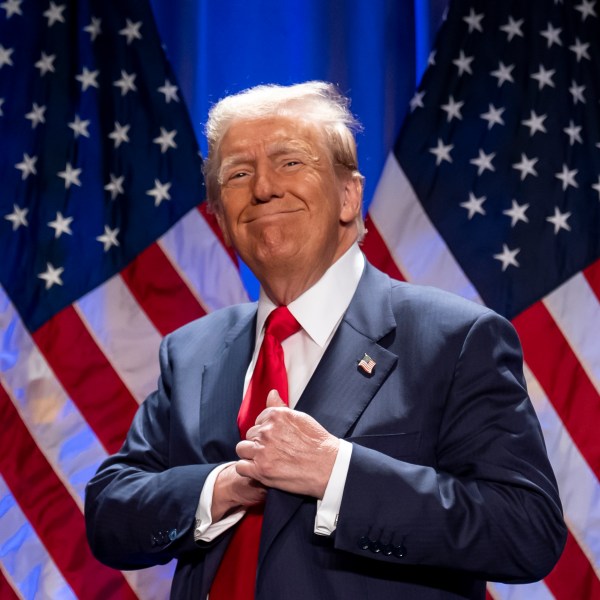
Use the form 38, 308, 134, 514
490, 61, 514, 87
43, 2, 66, 27
57, 162, 82, 188
4, 204, 28, 230
569, 81, 586, 105
521, 110, 547, 136
48, 211, 73, 238
440, 95, 464, 122
34, 51, 56, 76
96, 225, 120, 251
575, 0, 597, 21
38, 262, 64, 289
569, 38, 590, 62
470, 149, 496, 175
108, 121, 130, 148
428, 50, 436, 66
531, 65, 555, 90
113, 70, 137, 96
84, 16, 102, 41
480, 104, 505, 129
452, 50, 474, 75
494, 245, 520, 271
460, 192, 486, 219
500, 16, 524, 40
153, 127, 178, 153
158, 79, 179, 103
563, 120, 582, 146
540, 23, 562, 47
592, 176, 600, 199
546, 207, 571, 234
503, 199, 530, 227
119, 19, 142, 44
512, 153, 538, 180
463, 8, 484, 32
25, 102, 46, 128
0, 44, 14, 68
146, 179, 172, 206
409, 90, 425, 111
104, 174, 125, 199
555, 164, 578, 190
429, 138, 454, 165
76, 66, 99, 91
68, 114, 91, 138
1, 0, 22, 18
15, 153, 37, 179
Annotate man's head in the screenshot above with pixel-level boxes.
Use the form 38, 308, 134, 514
204, 81, 365, 302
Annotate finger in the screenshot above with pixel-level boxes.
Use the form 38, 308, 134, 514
236, 439, 256, 459
266, 389, 286, 408
235, 458, 256, 479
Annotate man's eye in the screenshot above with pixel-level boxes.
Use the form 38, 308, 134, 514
284, 160, 301, 168
229, 171, 248, 180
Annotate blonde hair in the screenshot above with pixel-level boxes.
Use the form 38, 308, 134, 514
203, 81, 365, 238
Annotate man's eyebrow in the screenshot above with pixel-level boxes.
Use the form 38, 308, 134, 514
265, 140, 316, 157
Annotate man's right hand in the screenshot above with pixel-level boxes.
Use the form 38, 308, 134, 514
211, 463, 267, 522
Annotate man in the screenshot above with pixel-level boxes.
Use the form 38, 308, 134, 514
85, 81, 566, 599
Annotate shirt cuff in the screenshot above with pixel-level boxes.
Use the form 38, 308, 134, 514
194, 462, 245, 542
314, 439, 352, 536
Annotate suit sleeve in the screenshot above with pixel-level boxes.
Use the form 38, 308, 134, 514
334, 310, 567, 583
84, 335, 223, 570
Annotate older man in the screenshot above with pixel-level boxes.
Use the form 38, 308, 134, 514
85, 81, 566, 600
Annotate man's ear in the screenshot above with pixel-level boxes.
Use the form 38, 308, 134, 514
339, 175, 363, 225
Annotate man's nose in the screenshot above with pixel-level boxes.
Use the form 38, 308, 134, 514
252, 166, 283, 203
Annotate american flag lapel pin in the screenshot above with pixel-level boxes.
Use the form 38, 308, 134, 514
357, 353, 376, 375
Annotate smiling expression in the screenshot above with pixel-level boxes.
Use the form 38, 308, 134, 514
215, 115, 361, 296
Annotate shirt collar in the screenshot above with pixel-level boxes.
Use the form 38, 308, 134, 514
256, 243, 365, 347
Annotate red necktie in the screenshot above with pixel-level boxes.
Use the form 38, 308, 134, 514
210, 306, 301, 600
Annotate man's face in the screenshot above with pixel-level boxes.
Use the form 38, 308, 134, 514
215, 116, 361, 289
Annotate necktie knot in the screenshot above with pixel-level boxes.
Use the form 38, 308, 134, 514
264, 306, 301, 343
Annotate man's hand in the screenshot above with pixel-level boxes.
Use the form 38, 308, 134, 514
236, 390, 340, 499
211, 464, 267, 522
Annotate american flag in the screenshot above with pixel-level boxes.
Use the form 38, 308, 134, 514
357, 353, 376, 375
0, 0, 246, 597
362, 0, 600, 598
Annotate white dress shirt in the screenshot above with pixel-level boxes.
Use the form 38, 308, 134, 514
194, 243, 364, 541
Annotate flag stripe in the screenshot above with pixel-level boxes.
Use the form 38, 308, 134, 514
584, 260, 600, 303
120, 241, 206, 337
0, 383, 137, 600
0, 570, 22, 600
544, 531, 600, 600
488, 580, 553, 600
513, 303, 600, 480
75, 275, 163, 404
31, 307, 139, 455
362, 214, 406, 281
0, 475, 76, 600
524, 365, 600, 568
159, 208, 249, 312
197, 203, 239, 266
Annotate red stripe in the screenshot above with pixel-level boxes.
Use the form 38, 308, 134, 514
121, 242, 207, 336
584, 257, 600, 301
362, 215, 406, 281
544, 531, 600, 599
485, 590, 493, 600
198, 203, 239, 266
513, 301, 600, 478
0, 384, 137, 600
31, 306, 138, 454
0, 570, 20, 600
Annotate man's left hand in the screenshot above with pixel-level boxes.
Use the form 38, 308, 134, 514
236, 390, 340, 498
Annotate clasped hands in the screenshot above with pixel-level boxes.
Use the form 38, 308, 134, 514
211, 390, 340, 522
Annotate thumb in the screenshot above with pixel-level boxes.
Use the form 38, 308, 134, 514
266, 389, 287, 408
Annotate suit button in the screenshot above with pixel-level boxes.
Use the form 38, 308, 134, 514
381, 544, 393, 556
370, 541, 381, 553
358, 536, 371, 550
151, 535, 159, 547
169, 529, 177, 541
392, 544, 406, 558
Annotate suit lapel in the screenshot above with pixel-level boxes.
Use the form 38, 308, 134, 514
198, 307, 256, 463
258, 263, 399, 568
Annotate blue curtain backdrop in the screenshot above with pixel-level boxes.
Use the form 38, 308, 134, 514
148, 0, 448, 297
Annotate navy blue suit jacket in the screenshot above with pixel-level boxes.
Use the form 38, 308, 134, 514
85, 262, 566, 599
